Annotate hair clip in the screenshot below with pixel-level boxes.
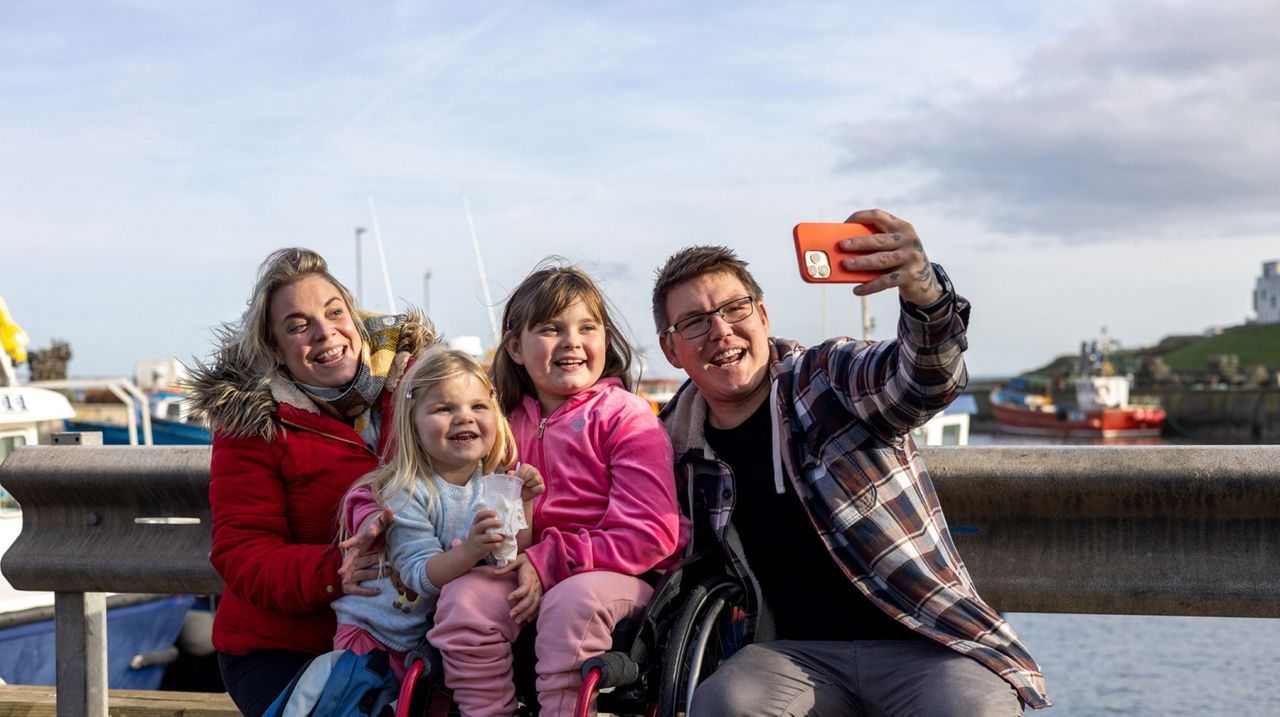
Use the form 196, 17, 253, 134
405, 387, 414, 399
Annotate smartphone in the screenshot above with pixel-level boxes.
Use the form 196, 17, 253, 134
793, 222, 883, 283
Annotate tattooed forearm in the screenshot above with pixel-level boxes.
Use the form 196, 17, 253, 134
913, 262, 942, 295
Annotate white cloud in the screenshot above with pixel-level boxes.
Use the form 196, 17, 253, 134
834, 0, 1280, 239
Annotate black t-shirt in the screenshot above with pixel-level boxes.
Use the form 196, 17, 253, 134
704, 399, 919, 642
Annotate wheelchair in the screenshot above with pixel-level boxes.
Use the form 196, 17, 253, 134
394, 553, 747, 717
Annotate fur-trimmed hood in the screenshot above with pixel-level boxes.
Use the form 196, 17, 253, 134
185, 310, 435, 440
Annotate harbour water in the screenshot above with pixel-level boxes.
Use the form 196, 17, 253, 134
967, 431, 1280, 714
1007, 613, 1280, 715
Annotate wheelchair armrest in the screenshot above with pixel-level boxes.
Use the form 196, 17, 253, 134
644, 551, 732, 625
581, 651, 640, 689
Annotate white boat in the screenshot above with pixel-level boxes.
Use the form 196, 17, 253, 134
1, 385, 77, 611
912, 394, 975, 446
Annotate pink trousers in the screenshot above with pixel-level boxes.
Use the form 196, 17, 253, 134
333, 623, 410, 681
426, 568, 653, 717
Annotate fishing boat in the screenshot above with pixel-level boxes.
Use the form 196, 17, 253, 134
990, 374, 1165, 439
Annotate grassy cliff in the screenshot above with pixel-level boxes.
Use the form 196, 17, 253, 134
1160, 323, 1280, 373
1022, 323, 1280, 380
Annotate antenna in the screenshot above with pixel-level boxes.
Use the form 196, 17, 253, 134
462, 194, 501, 344
366, 194, 397, 313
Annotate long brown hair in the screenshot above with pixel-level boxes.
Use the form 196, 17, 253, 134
492, 261, 635, 414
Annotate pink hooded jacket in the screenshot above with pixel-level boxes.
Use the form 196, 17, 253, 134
512, 377, 683, 591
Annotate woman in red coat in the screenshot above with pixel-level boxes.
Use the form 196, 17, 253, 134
189, 248, 434, 717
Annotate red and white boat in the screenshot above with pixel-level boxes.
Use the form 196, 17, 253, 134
990, 375, 1165, 439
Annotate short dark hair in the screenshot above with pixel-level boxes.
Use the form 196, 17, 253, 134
650, 245, 764, 334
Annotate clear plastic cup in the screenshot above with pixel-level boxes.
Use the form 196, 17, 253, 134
479, 473, 524, 505
476, 473, 525, 566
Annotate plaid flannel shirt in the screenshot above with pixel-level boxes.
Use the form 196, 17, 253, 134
661, 266, 1050, 708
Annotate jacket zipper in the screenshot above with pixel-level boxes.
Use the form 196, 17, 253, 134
278, 416, 376, 455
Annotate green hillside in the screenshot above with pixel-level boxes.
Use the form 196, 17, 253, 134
1161, 323, 1280, 372
1020, 323, 1280, 379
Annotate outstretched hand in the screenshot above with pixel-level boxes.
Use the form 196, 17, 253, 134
338, 507, 394, 597
495, 554, 544, 625
839, 209, 944, 307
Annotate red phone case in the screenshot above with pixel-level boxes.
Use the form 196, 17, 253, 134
793, 222, 882, 283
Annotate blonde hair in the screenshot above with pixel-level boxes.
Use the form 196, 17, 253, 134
492, 261, 635, 414
343, 348, 517, 533
233, 247, 367, 379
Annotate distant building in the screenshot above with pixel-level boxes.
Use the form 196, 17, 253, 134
1256, 261, 1280, 325
444, 335, 486, 360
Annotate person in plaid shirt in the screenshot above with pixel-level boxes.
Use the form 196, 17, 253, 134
651, 209, 1050, 716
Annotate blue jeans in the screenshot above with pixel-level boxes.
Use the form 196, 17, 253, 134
217, 649, 313, 717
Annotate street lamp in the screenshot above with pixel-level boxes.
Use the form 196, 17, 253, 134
354, 227, 367, 306
423, 269, 432, 316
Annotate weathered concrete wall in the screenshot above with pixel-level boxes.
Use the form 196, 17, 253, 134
1156, 387, 1280, 443
924, 445, 1280, 617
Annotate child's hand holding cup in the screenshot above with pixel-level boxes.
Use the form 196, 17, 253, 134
512, 463, 545, 503
476, 472, 527, 567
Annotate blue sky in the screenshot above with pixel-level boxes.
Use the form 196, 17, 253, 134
3, 0, 1277, 380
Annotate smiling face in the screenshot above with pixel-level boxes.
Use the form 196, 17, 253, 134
506, 298, 607, 415
659, 270, 771, 428
413, 372, 498, 486
269, 275, 363, 388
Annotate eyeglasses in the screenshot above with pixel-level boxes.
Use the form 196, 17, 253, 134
664, 296, 756, 340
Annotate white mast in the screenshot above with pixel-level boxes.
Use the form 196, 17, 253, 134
462, 194, 502, 345
366, 194, 397, 313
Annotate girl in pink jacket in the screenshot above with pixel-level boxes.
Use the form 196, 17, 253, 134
427, 263, 683, 717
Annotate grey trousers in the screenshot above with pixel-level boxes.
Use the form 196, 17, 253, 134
690, 639, 1024, 717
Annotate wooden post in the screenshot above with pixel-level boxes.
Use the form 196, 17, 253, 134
54, 591, 108, 717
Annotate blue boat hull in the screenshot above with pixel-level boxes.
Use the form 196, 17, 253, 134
63, 418, 210, 445
0, 595, 194, 689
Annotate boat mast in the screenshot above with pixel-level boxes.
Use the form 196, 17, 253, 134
462, 194, 501, 346
366, 194, 397, 313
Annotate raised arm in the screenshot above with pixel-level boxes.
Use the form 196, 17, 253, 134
805, 210, 970, 440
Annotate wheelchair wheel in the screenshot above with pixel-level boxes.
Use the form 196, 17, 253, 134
656, 576, 743, 717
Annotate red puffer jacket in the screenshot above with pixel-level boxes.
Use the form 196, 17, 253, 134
189, 314, 429, 656
207, 397, 390, 655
